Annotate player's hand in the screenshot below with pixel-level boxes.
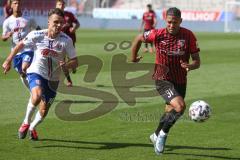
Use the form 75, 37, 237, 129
5, 31, 13, 39
180, 60, 191, 72
2, 59, 12, 74
69, 27, 76, 33
59, 61, 68, 74
131, 56, 143, 63
62, 23, 71, 31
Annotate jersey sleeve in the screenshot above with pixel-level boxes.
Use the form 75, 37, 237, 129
189, 31, 200, 54
71, 13, 79, 24
65, 38, 77, 59
143, 29, 156, 43
22, 31, 37, 48
2, 19, 10, 36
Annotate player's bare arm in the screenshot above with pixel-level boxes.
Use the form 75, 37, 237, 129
60, 57, 78, 73
180, 52, 200, 71
139, 20, 144, 32
2, 41, 25, 74
131, 34, 144, 62
153, 17, 157, 28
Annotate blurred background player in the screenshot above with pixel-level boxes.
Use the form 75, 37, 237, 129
2, 8, 78, 140
132, 7, 200, 155
56, 0, 80, 87
140, 4, 157, 53
1, 0, 38, 86
3, 0, 13, 19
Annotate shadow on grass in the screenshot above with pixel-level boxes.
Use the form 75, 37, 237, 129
36, 138, 152, 149
165, 152, 240, 160
34, 138, 237, 160
54, 100, 149, 104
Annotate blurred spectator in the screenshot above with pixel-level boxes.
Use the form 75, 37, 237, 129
3, 0, 13, 19
64, 0, 79, 16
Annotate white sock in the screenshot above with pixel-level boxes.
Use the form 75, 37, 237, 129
20, 76, 29, 89
159, 130, 167, 137
23, 98, 36, 124
29, 111, 43, 131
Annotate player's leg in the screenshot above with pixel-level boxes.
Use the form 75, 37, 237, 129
153, 80, 186, 154
29, 79, 59, 140
149, 42, 154, 53
13, 51, 33, 89
62, 57, 73, 87
65, 70, 73, 87
18, 74, 42, 139
144, 42, 148, 52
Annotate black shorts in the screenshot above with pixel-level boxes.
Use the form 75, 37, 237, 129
155, 80, 186, 104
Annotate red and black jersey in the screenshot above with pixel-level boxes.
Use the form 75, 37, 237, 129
142, 10, 156, 30
144, 27, 200, 84
62, 11, 79, 44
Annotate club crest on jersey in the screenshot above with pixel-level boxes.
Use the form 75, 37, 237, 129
144, 31, 151, 39
178, 40, 185, 48
56, 43, 63, 50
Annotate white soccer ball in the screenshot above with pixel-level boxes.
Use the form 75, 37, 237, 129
189, 100, 211, 122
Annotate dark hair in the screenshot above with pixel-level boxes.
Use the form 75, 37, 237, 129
147, 4, 152, 9
56, 0, 65, 4
48, 8, 64, 18
10, 0, 20, 4
166, 7, 181, 18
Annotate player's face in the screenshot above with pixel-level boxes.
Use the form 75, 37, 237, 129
48, 14, 64, 35
166, 15, 182, 35
11, 0, 21, 13
56, 2, 65, 10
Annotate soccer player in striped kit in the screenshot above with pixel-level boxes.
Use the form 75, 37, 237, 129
140, 4, 157, 53
56, 0, 80, 87
132, 7, 201, 155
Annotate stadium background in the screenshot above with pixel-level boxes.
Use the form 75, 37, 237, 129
1, 0, 240, 32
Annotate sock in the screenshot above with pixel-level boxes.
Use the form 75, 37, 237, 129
29, 111, 43, 131
159, 130, 167, 137
155, 113, 167, 136
23, 98, 36, 124
66, 75, 72, 83
145, 43, 148, 48
162, 109, 183, 134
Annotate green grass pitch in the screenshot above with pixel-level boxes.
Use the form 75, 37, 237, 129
0, 29, 240, 160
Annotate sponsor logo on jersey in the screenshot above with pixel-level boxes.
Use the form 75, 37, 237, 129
41, 49, 58, 57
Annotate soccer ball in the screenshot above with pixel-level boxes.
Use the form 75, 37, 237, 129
189, 100, 211, 122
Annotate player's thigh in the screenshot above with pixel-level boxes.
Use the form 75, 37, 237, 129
22, 50, 34, 65
155, 80, 180, 103
13, 51, 34, 73
155, 80, 186, 111
41, 80, 59, 107
27, 73, 43, 102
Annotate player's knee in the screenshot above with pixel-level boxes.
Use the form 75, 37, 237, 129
31, 93, 41, 106
175, 101, 186, 113
39, 109, 48, 118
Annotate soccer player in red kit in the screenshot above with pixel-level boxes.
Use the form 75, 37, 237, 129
140, 4, 157, 53
132, 7, 201, 155
56, 0, 80, 87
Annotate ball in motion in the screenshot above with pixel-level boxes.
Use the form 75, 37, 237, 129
189, 100, 211, 122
